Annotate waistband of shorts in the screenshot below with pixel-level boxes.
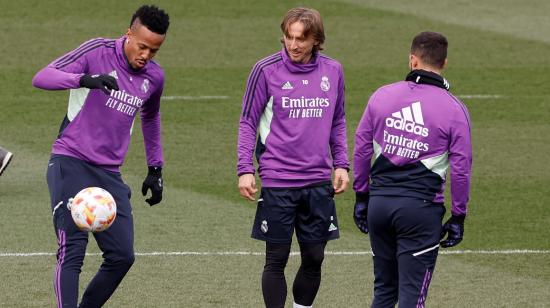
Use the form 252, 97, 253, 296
262, 180, 331, 190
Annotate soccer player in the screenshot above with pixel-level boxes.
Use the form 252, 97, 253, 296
237, 7, 349, 308
0, 146, 13, 176
353, 31, 472, 307
32, 5, 169, 307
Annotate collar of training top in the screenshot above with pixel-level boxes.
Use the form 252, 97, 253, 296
281, 47, 319, 74
405, 69, 450, 90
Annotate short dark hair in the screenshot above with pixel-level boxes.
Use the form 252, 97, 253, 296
130, 5, 170, 35
411, 31, 448, 68
280, 7, 325, 52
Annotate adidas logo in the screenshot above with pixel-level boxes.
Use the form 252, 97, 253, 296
328, 223, 338, 232
282, 81, 293, 90
385, 101, 429, 137
109, 70, 119, 80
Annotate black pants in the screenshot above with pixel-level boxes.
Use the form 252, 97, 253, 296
47, 155, 134, 308
368, 196, 445, 308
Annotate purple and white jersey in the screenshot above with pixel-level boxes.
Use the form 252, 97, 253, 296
353, 70, 472, 216
32, 36, 164, 171
237, 48, 349, 187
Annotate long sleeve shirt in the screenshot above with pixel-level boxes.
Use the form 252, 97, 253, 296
237, 48, 349, 187
32, 36, 164, 172
353, 70, 472, 216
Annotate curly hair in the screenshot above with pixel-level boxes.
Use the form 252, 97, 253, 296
130, 5, 170, 35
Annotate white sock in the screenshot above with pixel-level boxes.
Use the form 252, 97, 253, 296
293, 302, 312, 308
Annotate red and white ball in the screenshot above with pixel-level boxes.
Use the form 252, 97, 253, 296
69, 187, 117, 232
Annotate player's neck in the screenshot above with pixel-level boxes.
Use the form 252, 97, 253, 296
413, 64, 443, 76
123, 39, 141, 72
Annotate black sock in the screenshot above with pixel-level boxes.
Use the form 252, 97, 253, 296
262, 242, 291, 308
292, 242, 327, 306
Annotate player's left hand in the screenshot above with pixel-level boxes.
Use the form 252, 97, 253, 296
440, 215, 465, 248
333, 168, 349, 194
142, 166, 163, 206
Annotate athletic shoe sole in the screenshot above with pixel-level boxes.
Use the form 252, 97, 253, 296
0, 151, 13, 176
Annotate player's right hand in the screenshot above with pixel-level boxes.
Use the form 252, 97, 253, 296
238, 173, 257, 201
79, 74, 119, 95
353, 192, 369, 234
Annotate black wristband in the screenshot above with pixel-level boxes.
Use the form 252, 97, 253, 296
148, 166, 162, 176
449, 214, 466, 225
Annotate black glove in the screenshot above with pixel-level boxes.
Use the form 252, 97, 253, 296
353, 192, 369, 234
141, 166, 163, 206
79, 74, 119, 95
440, 215, 465, 248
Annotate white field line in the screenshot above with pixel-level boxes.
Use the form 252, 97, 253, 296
456, 94, 503, 99
1, 249, 549, 257
161, 95, 230, 101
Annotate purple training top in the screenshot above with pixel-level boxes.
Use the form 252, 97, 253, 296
32, 36, 164, 172
237, 48, 349, 187
353, 70, 472, 216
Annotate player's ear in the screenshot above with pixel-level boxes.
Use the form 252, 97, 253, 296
442, 58, 448, 70
411, 54, 422, 70
409, 54, 417, 70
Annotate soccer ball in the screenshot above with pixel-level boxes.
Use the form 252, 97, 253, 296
69, 187, 117, 232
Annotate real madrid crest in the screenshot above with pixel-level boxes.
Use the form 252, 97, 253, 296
141, 78, 150, 94
261, 220, 269, 233
320, 76, 330, 92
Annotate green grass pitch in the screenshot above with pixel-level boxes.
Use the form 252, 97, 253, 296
1, 0, 549, 306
